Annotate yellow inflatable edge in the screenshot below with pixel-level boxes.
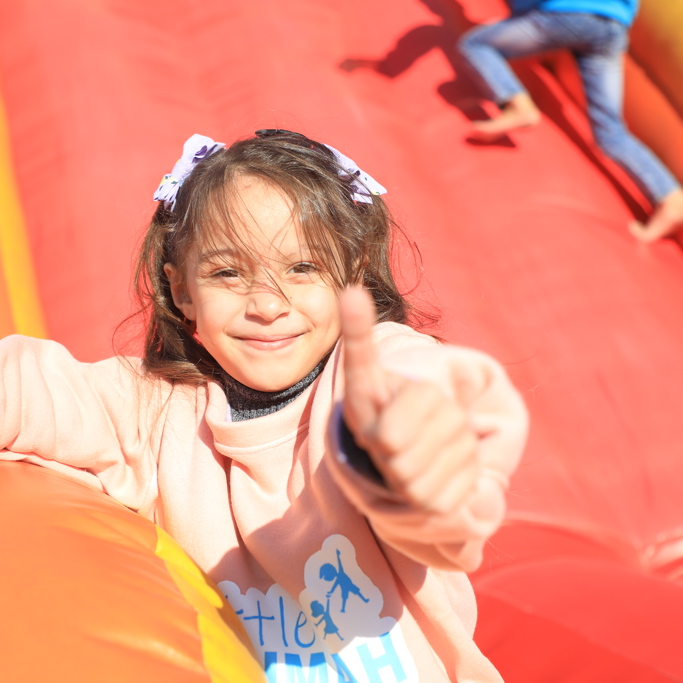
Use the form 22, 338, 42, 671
154, 526, 267, 683
0, 80, 46, 339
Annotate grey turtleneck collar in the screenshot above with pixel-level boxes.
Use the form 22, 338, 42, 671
222, 355, 330, 422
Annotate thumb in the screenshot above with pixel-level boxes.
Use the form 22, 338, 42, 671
340, 287, 389, 433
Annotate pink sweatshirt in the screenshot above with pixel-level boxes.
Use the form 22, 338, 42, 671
0, 322, 527, 683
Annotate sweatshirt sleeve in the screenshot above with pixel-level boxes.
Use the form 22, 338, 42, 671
327, 324, 528, 572
0, 335, 163, 516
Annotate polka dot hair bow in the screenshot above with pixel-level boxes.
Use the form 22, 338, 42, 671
323, 144, 387, 204
254, 129, 387, 204
153, 134, 225, 210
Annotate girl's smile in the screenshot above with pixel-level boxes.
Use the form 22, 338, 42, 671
165, 175, 342, 392
237, 334, 302, 350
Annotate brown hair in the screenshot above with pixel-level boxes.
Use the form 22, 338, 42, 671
133, 130, 435, 386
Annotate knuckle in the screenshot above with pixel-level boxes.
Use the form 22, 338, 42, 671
451, 430, 479, 461
439, 401, 468, 432
462, 427, 479, 452
387, 448, 420, 484
393, 475, 427, 507
412, 380, 444, 404
375, 419, 404, 455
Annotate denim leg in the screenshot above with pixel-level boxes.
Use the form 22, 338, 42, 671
575, 27, 680, 203
458, 15, 550, 103
458, 11, 587, 104
459, 11, 681, 202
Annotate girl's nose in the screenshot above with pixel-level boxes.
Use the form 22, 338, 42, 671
245, 284, 291, 322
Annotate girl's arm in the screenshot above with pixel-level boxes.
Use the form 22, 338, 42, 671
329, 289, 528, 572
0, 335, 162, 516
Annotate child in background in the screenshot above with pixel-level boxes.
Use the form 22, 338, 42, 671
457, 0, 683, 243
0, 131, 527, 682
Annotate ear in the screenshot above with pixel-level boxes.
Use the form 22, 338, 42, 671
163, 263, 197, 321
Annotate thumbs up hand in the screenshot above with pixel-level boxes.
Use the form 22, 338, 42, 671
340, 287, 481, 514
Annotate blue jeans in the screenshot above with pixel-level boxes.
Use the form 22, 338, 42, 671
458, 11, 680, 204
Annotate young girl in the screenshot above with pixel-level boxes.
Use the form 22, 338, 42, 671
0, 130, 527, 682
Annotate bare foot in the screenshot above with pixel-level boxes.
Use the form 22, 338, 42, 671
629, 188, 683, 243
469, 92, 541, 143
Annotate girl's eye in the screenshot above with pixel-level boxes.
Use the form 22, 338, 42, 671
289, 262, 317, 275
213, 268, 240, 279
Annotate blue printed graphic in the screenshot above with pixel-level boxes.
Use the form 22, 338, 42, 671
218, 535, 419, 683
243, 599, 275, 646
310, 598, 343, 641
320, 549, 370, 613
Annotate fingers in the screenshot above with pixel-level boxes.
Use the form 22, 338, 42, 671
395, 429, 479, 513
367, 380, 480, 513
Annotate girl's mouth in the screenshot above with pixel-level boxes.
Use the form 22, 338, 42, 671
237, 334, 302, 351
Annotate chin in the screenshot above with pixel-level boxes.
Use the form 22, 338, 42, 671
240, 375, 296, 393
250, 382, 284, 393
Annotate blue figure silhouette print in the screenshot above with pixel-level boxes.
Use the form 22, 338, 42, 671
219, 535, 420, 683
319, 549, 370, 613
310, 598, 344, 641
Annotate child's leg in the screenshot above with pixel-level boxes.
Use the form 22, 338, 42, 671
575, 24, 683, 240
458, 16, 545, 140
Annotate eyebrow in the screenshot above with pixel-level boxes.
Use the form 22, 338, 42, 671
197, 246, 314, 264
196, 248, 242, 264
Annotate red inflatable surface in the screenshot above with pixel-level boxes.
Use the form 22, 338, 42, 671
2, 0, 683, 679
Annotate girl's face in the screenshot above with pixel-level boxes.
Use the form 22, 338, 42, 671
166, 176, 342, 392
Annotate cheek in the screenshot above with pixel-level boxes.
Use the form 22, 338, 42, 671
193, 290, 241, 331
303, 286, 342, 335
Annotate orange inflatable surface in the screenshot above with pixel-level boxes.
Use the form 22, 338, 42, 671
0, 461, 266, 682
2, 0, 683, 680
